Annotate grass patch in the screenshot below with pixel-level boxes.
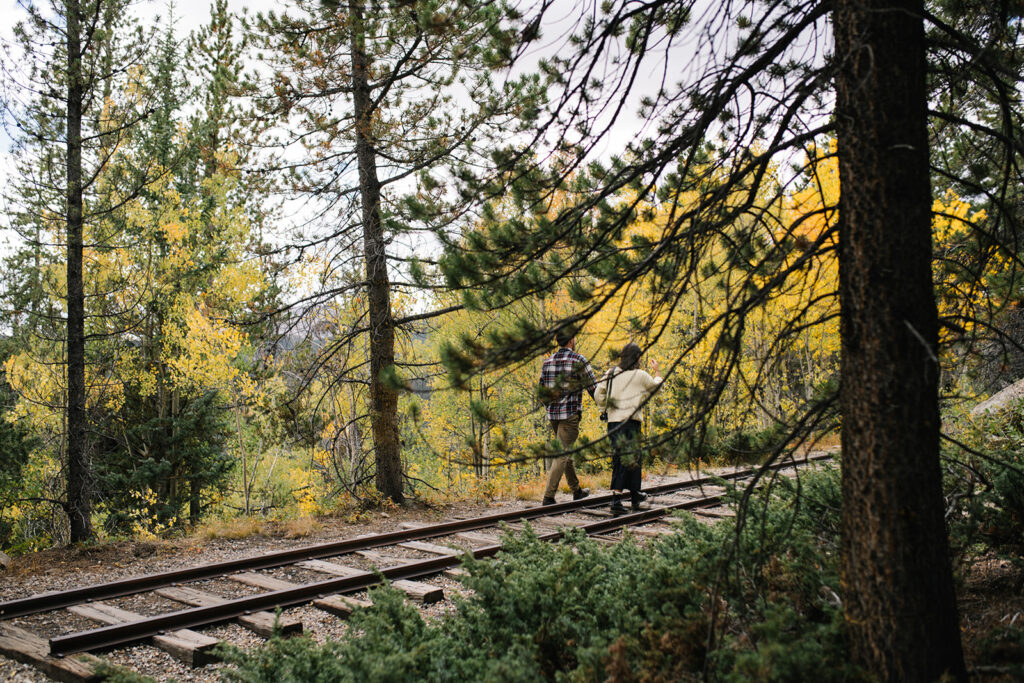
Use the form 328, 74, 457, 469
280, 516, 322, 538
195, 517, 265, 540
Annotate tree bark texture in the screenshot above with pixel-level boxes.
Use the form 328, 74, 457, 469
65, 0, 92, 543
834, 0, 966, 680
348, 0, 403, 503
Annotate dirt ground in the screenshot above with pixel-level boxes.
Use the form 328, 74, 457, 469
1, 500, 482, 580
958, 556, 1024, 679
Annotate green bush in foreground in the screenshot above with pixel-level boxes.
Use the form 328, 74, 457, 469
91, 661, 158, 682
945, 400, 1024, 563
220, 467, 864, 682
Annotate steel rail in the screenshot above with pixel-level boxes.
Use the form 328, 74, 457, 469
49, 492, 729, 655
0, 452, 832, 621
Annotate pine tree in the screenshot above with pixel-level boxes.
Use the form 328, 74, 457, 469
0, 341, 37, 548
1, 0, 154, 543
927, 1, 1024, 389
1, 0, 274, 537
253, 0, 536, 503
85, 4, 276, 531
835, 1, 965, 677
432, 0, 1021, 677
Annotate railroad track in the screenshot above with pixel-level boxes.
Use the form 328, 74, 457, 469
0, 453, 832, 681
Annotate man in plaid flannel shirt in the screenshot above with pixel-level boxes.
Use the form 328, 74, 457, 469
538, 328, 596, 505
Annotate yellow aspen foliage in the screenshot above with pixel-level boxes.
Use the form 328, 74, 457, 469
3, 149, 275, 525
931, 189, 989, 344
410, 294, 555, 487
423, 139, 992, 486
165, 305, 244, 396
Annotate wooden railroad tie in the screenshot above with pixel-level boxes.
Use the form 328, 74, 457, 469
657, 487, 723, 503
504, 520, 564, 535
67, 602, 220, 667
530, 517, 574, 529
354, 548, 403, 564
586, 534, 619, 546
443, 566, 469, 580
652, 494, 697, 505
0, 622, 103, 683
576, 508, 615, 518
453, 530, 502, 547
221, 573, 372, 618
154, 584, 303, 637
296, 560, 444, 604
397, 540, 460, 556
392, 542, 471, 581
625, 526, 674, 538
691, 509, 732, 518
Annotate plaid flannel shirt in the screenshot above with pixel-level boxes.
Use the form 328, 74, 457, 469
539, 347, 597, 421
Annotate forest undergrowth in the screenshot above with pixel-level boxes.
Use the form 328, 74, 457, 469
94, 403, 1024, 682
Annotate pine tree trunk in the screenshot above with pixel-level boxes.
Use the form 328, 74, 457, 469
346, 382, 363, 488
480, 379, 490, 480
190, 479, 200, 524
349, 0, 403, 503
65, 0, 92, 543
470, 384, 482, 478
834, 0, 966, 679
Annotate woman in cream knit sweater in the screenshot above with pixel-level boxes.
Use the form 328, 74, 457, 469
594, 342, 662, 514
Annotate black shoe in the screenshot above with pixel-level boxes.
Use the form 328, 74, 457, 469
572, 488, 590, 501
542, 497, 556, 506
609, 500, 627, 515
631, 491, 647, 510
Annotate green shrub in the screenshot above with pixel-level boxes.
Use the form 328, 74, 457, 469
0, 380, 37, 550
220, 467, 861, 682
719, 426, 782, 464
91, 660, 159, 682
673, 423, 791, 467
945, 399, 1024, 562
715, 605, 853, 683
94, 390, 233, 534
977, 624, 1024, 678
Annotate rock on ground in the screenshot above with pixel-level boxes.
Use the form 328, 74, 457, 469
972, 377, 1024, 416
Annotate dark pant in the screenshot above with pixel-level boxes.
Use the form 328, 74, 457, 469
544, 413, 583, 499
608, 420, 643, 492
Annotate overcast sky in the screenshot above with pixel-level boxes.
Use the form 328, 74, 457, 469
0, 0, 279, 258
0, 0, 694, 263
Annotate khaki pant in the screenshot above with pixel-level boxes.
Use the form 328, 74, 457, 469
544, 413, 582, 499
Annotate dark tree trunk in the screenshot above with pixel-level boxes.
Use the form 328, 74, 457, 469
349, 0, 403, 503
190, 479, 201, 525
834, 0, 966, 679
65, 0, 92, 543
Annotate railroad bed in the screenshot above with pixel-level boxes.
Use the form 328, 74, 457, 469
0, 454, 832, 682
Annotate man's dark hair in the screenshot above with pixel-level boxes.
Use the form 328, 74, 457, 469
554, 328, 575, 347
619, 342, 642, 370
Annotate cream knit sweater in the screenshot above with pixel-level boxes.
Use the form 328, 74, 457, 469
594, 367, 662, 423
